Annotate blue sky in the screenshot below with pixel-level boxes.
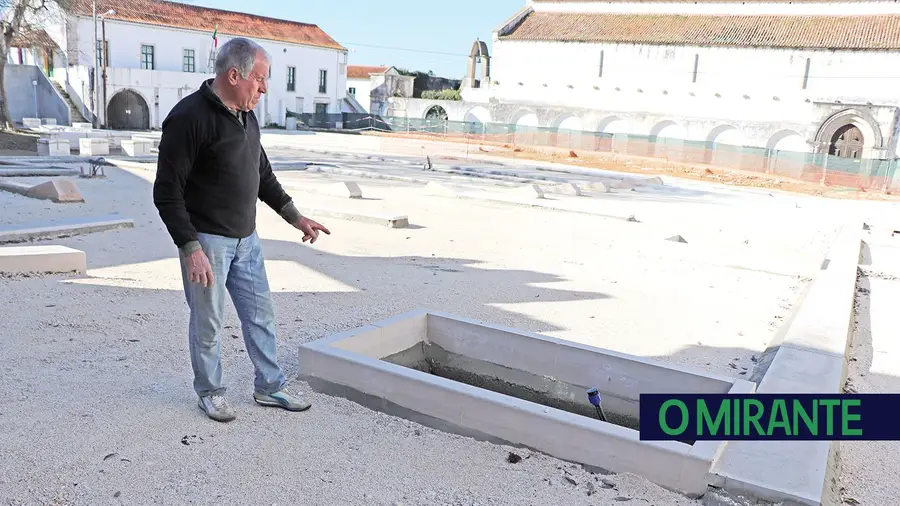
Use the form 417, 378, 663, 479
187, 0, 524, 79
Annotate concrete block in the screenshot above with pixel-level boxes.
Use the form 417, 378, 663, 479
323, 181, 363, 199
585, 181, 611, 193
642, 176, 664, 186
37, 138, 70, 157
22, 118, 42, 129
26, 179, 84, 203
131, 135, 160, 148
543, 182, 583, 196
72, 122, 92, 132
509, 184, 545, 199
421, 182, 459, 198
666, 235, 688, 243
611, 180, 637, 190
0, 215, 134, 244
121, 139, 152, 157
0, 245, 86, 274
294, 205, 408, 228
42, 118, 57, 126
79, 137, 109, 156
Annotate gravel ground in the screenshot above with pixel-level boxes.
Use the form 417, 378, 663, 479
838, 226, 900, 506
0, 142, 879, 505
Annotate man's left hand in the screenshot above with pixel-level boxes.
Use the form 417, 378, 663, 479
293, 216, 331, 244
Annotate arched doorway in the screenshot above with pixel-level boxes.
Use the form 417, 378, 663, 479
829, 124, 864, 159
107, 89, 150, 130
424, 105, 448, 121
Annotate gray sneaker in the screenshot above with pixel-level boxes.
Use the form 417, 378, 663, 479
253, 389, 311, 412
198, 394, 237, 422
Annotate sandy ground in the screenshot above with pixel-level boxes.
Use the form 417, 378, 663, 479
0, 133, 896, 505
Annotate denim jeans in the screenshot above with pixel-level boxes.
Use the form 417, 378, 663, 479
179, 230, 287, 397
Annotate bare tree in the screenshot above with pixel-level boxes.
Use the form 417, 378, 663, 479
0, 0, 70, 131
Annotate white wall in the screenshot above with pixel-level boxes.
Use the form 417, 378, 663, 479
65, 15, 347, 128
347, 77, 373, 112
487, 39, 900, 133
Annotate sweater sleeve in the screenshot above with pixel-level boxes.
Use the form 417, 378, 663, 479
153, 111, 202, 248
257, 145, 295, 219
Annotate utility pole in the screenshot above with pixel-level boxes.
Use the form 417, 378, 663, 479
92, 0, 98, 128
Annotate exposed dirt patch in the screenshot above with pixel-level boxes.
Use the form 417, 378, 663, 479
0, 130, 39, 154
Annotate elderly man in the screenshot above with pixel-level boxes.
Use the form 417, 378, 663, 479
153, 37, 330, 423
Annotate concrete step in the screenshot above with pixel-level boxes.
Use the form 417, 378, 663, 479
0, 245, 86, 274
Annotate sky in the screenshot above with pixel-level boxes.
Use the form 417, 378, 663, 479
186, 0, 524, 79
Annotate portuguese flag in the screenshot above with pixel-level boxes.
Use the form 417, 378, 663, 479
212, 25, 218, 48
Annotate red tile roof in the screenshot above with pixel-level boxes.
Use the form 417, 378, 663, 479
531, 0, 873, 2
67, 0, 345, 51
347, 65, 390, 79
500, 11, 900, 49
11, 29, 58, 49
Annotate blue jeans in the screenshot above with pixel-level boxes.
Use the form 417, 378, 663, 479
179, 230, 287, 397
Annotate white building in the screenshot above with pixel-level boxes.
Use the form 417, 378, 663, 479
401, 0, 900, 170
345, 65, 414, 115
29, 0, 349, 129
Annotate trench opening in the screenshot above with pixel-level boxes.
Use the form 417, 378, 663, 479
383, 341, 663, 436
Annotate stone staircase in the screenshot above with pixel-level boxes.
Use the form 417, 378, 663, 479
51, 81, 88, 124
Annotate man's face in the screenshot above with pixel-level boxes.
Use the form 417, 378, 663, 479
230, 52, 269, 111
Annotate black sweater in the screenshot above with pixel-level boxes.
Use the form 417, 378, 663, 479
153, 79, 297, 250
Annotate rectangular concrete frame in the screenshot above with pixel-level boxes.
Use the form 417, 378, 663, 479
710, 222, 862, 506
294, 205, 409, 228
0, 215, 134, 244
0, 245, 86, 274
298, 309, 755, 498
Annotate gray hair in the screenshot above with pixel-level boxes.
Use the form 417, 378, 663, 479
215, 37, 270, 78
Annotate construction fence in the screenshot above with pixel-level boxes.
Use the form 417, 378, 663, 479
294, 112, 900, 192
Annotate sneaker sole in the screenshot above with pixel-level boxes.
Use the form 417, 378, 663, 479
253, 397, 311, 412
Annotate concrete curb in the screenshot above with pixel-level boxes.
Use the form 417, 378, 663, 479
709, 222, 862, 506
0, 166, 81, 177
0, 216, 135, 244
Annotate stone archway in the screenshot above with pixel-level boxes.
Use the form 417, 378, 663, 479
814, 108, 882, 158
107, 89, 150, 130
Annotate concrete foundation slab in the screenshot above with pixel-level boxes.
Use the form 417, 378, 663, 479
0, 245, 86, 275
299, 309, 755, 498
22, 118, 41, 129
72, 122, 92, 132
79, 138, 109, 156
294, 205, 408, 228
0, 215, 134, 244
